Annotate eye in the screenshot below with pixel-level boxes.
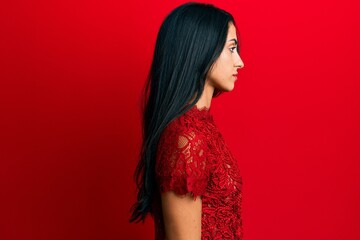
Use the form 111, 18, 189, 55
229, 46, 237, 53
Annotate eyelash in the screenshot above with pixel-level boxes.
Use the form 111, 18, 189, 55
229, 46, 237, 53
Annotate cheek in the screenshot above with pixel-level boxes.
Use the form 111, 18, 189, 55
220, 50, 233, 62
209, 52, 232, 78
217, 54, 233, 71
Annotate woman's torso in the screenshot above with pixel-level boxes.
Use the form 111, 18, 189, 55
153, 105, 243, 240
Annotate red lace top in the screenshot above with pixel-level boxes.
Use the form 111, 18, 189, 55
152, 104, 243, 239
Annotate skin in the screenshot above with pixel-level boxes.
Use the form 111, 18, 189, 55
161, 192, 202, 240
161, 22, 244, 240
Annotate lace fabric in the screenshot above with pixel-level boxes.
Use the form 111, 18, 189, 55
153, 104, 243, 239
155, 124, 209, 200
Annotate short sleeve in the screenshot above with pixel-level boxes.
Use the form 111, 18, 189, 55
155, 127, 209, 200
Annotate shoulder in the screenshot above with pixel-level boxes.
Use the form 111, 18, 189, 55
159, 115, 206, 149
156, 114, 209, 163
155, 116, 210, 199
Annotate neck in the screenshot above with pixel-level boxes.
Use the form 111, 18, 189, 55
189, 80, 214, 109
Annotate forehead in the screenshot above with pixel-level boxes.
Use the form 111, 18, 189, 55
227, 23, 237, 40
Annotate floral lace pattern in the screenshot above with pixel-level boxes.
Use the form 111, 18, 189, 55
153, 105, 243, 240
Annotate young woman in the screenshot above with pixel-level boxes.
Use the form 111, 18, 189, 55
129, 2, 245, 239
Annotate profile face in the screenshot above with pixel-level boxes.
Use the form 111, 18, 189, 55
206, 23, 244, 92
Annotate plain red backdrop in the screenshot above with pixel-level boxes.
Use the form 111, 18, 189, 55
1, 0, 359, 239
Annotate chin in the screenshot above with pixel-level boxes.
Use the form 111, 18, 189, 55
228, 87, 235, 92
213, 81, 235, 92
221, 83, 235, 92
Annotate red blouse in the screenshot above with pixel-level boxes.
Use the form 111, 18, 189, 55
152, 104, 243, 240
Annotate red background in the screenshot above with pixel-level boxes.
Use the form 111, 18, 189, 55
1, 0, 359, 239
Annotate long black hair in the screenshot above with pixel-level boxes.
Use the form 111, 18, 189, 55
129, 1, 238, 223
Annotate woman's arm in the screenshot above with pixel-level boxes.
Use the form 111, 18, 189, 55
161, 191, 202, 240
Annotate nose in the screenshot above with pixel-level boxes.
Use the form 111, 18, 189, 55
234, 52, 244, 69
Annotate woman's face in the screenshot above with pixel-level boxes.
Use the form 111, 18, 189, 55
206, 23, 244, 92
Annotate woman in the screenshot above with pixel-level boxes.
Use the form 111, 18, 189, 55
129, 2, 245, 239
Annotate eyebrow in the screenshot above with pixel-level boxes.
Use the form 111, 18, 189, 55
228, 38, 238, 45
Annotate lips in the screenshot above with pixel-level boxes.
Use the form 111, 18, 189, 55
233, 71, 238, 80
